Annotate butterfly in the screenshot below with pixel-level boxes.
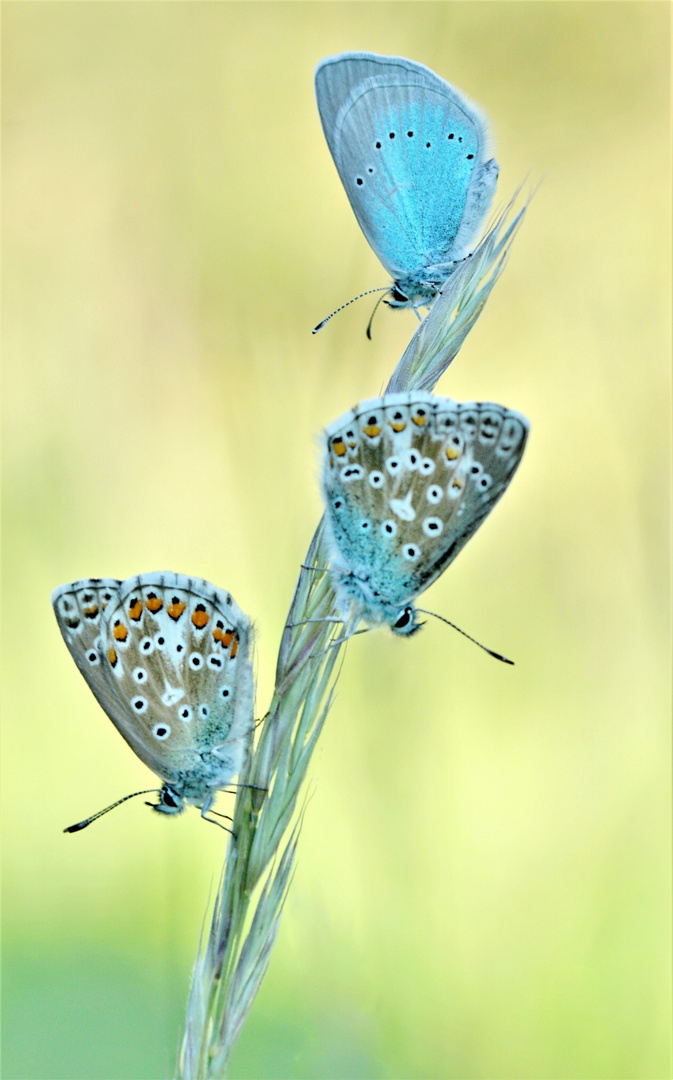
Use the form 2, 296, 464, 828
315, 52, 499, 315
52, 572, 255, 828
321, 393, 529, 636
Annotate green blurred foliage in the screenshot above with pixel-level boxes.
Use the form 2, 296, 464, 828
2, 3, 669, 1078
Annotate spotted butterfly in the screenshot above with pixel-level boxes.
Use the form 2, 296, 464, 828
52, 572, 254, 824
315, 52, 498, 313
321, 393, 529, 635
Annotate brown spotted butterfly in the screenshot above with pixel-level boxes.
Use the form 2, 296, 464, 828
52, 572, 254, 828
321, 392, 529, 636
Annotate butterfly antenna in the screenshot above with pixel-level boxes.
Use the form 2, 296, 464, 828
312, 287, 389, 334
415, 609, 514, 665
63, 789, 161, 833
365, 291, 387, 340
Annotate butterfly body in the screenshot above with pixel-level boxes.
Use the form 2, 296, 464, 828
321, 393, 529, 634
315, 52, 499, 311
52, 572, 254, 819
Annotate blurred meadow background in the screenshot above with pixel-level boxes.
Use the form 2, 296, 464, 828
2, 3, 670, 1078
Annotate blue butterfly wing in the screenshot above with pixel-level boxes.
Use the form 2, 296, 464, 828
316, 53, 498, 282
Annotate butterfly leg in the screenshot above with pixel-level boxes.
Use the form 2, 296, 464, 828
286, 616, 342, 628
309, 627, 369, 659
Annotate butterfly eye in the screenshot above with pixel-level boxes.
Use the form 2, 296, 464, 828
393, 607, 414, 631
422, 517, 444, 536
131, 696, 148, 714
152, 724, 171, 741
402, 544, 421, 562
188, 654, 203, 670
380, 520, 397, 538
133, 668, 147, 683
179, 706, 193, 722
426, 485, 443, 504
219, 686, 232, 701
198, 705, 210, 719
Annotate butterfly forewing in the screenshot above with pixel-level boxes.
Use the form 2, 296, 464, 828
322, 393, 529, 617
99, 573, 254, 787
52, 578, 126, 720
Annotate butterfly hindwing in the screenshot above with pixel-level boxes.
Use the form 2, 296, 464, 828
99, 573, 254, 791
322, 393, 529, 624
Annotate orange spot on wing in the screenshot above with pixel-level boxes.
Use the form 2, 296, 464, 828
230, 635, 239, 659
451, 477, 464, 489
145, 594, 163, 614
221, 629, 234, 648
332, 439, 347, 457
191, 605, 210, 629
390, 421, 406, 433
83, 604, 99, 619
113, 622, 128, 642
128, 599, 143, 621
167, 600, 186, 621
446, 446, 460, 460
108, 647, 118, 667
363, 424, 381, 438
412, 414, 427, 426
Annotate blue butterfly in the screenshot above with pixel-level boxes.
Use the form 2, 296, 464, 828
322, 393, 528, 636
315, 52, 499, 314
52, 572, 255, 830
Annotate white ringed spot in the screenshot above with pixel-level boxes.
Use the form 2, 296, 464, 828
422, 517, 444, 536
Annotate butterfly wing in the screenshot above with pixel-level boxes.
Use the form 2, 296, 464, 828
52, 577, 127, 720
315, 52, 498, 282
98, 573, 254, 792
322, 393, 529, 620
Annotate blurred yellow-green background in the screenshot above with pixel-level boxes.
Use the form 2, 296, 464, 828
2, 3, 670, 1078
